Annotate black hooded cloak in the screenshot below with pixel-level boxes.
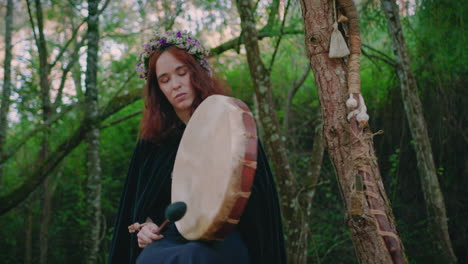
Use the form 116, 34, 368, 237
108, 125, 286, 263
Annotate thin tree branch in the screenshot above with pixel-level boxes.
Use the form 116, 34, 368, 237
362, 43, 396, 66
53, 38, 86, 108
34, 0, 48, 63
361, 46, 396, 68
266, 0, 280, 30
100, 73, 135, 115
25, 0, 39, 50
100, 110, 142, 129
49, 19, 87, 69
0, 88, 142, 215
165, 1, 183, 30
50, 0, 111, 69
268, 0, 292, 71
283, 64, 311, 134
211, 28, 303, 55
0, 102, 80, 166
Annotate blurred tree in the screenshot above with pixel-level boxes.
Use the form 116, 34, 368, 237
0, 0, 13, 189
83, 0, 102, 262
380, 0, 457, 262
236, 0, 325, 262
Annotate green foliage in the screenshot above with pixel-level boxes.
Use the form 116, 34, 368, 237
308, 159, 357, 264
0, 0, 466, 263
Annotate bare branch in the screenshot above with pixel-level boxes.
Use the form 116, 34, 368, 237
0, 88, 142, 215
49, 19, 87, 69
211, 28, 303, 56
50, 0, 111, 69
266, 0, 280, 30
0, 102, 80, 166
283, 64, 311, 134
100, 110, 142, 129
100, 73, 136, 116
25, 0, 39, 48
361, 43, 396, 67
53, 38, 86, 108
268, 0, 292, 70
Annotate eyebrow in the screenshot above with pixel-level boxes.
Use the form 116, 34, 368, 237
157, 65, 188, 80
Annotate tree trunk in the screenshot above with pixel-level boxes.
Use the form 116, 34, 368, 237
24, 199, 33, 264
300, 112, 325, 264
298, 0, 406, 263
380, 1, 457, 263
39, 179, 51, 264
30, 0, 55, 261
84, 0, 102, 262
39, 169, 63, 264
0, 0, 14, 188
235, 0, 312, 262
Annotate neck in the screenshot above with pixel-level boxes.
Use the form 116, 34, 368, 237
175, 110, 191, 124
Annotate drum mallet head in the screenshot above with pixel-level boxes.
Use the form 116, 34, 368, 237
157, 201, 187, 234
165, 201, 187, 222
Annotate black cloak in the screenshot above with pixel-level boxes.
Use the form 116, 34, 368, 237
108, 125, 286, 263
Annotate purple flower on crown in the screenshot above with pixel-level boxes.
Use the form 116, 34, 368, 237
142, 43, 151, 52
159, 38, 167, 45
176, 32, 182, 38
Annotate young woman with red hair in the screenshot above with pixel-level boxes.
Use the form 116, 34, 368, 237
108, 31, 286, 264
140, 45, 227, 143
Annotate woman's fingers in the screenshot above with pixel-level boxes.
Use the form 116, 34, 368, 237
137, 223, 164, 248
144, 227, 163, 240
137, 232, 152, 247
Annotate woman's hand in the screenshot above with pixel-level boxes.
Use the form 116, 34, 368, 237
137, 218, 164, 248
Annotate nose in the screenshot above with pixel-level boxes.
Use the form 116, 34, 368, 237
170, 76, 182, 90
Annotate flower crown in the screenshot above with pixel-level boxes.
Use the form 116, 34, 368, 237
136, 30, 211, 80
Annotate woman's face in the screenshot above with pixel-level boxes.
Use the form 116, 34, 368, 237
156, 51, 195, 122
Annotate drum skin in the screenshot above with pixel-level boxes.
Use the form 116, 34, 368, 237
171, 95, 257, 241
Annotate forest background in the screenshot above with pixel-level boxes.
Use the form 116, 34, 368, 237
0, 0, 466, 263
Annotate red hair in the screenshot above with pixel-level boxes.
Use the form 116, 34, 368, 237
140, 46, 228, 143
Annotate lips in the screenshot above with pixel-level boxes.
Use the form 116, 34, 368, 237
174, 93, 187, 101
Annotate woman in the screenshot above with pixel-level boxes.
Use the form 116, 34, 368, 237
108, 31, 286, 264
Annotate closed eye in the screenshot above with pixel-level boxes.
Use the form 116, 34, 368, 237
159, 76, 169, 83
176, 67, 188, 76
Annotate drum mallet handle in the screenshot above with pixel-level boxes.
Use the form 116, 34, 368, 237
156, 219, 169, 234
128, 201, 187, 234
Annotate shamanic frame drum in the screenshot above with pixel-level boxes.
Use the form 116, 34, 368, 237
171, 95, 258, 241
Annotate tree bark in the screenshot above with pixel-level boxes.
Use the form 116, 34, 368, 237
235, 0, 312, 262
29, 0, 55, 261
298, 0, 406, 263
24, 199, 33, 264
39, 178, 52, 264
0, 0, 14, 188
38, 168, 62, 264
380, 1, 457, 263
84, 0, 102, 262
